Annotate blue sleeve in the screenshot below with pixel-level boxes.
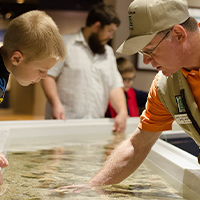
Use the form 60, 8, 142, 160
133, 88, 148, 107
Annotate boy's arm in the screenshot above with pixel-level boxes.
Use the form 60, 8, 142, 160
89, 128, 161, 185
41, 76, 65, 119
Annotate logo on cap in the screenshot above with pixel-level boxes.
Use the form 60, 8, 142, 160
128, 11, 136, 30
129, 15, 133, 30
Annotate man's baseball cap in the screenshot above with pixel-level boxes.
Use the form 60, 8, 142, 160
117, 0, 190, 55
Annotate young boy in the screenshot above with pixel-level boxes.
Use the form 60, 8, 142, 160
0, 10, 66, 184
105, 57, 148, 117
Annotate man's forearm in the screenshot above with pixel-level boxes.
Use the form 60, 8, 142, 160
89, 128, 161, 186
110, 87, 127, 116
41, 76, 61, 107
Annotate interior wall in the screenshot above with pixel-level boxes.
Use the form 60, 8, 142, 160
2, 0, 200, 116
188, 0, 200, 7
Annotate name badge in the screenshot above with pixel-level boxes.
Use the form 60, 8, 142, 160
174, 114, 192, 124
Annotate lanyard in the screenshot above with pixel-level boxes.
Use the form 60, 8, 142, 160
181, 89, 200, 164
180, 89, 200, 136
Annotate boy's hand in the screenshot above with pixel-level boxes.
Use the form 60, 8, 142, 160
0, 153, 9, 185
0, 154, 8, 168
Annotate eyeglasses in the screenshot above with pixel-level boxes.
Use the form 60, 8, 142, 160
123, 77, 134, 83
139, 30, 170, 58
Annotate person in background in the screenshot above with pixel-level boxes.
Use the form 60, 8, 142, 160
41, 3, 127, 133
105, 57, 148, 117
0, 10, 66, 184
56, 0, 200, 191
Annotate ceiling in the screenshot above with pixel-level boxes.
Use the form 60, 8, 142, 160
0, 0, 102, 19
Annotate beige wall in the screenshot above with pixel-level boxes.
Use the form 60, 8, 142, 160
188, 0, 200, 7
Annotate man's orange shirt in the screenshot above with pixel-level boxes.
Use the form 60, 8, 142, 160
138, 68, 200, 132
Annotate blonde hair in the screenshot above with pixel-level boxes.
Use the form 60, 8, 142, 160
117, 57, 136, 76
3, 10, 66, 62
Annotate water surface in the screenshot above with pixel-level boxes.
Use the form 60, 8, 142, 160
0, 134, 184, 200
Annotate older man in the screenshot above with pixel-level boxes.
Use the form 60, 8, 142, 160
58, 0, 200, 189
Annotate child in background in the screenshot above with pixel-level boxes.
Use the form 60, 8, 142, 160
0, 10, 66, 184
105, 57, 148, 117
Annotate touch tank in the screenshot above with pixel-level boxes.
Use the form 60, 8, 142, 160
0, 118, 199, 200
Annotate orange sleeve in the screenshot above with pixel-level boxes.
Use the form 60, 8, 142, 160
138, 74, 174, 132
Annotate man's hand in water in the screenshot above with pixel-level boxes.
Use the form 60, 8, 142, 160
55, 184, 91, 194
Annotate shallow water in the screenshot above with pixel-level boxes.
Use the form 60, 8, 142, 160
0, 134, 184, 200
